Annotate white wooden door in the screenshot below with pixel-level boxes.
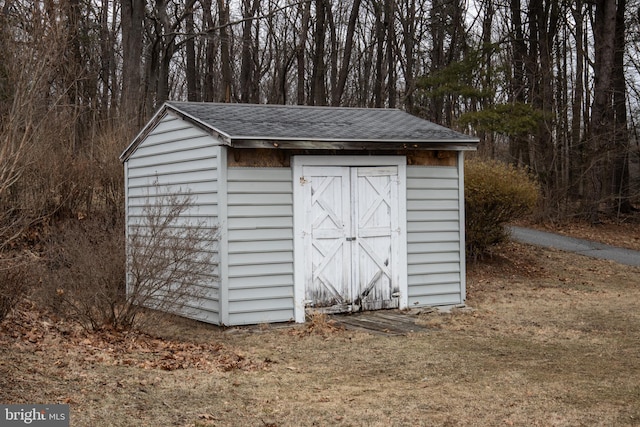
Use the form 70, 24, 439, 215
301, 165, 399, 313
352, 166, 399, 311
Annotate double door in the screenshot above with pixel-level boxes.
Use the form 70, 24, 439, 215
301, 165, 401, 313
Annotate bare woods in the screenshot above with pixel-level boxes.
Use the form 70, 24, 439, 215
0, 0, 639, 324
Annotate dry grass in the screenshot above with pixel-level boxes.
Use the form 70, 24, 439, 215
1, 241, 639, 426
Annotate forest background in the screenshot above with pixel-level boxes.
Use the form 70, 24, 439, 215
0, 0, 639, 255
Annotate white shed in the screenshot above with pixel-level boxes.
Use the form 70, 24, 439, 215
120, 102, 478, 326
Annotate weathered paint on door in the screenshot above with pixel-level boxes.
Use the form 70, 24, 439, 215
301, 165, 400, 313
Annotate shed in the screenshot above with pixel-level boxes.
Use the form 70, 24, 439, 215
120, 102, 479, 326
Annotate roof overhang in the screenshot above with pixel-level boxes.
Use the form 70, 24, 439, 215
228, 138, 478, 151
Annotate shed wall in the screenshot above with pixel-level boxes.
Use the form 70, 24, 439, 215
406, 165, 464, 306
225, 167, 295, 325
125, 113, 222, 324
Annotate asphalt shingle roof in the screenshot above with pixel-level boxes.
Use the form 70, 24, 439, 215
166, 101, 478, 144
121, 102, 478, 161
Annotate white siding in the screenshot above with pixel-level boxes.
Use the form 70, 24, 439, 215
125, 113, 222, 324
406, 166, 463, 307
226, 167, 295, 325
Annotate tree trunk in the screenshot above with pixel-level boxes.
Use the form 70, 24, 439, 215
373, 0, 384, 108
217, 0, 233, 103
586, 0, 618, 221
310, 0, 327, 106
296, 0, 311, 105
386, 0, 396, 108
121, 0, 145, 131
570, 1, 584, 201
612, 0, 632, 213
333, 0, 362, 106
185, 6, 198, 102
202, 0, 216, 102
240, 0, 259, 103
399, 0, 415, 112
508, 0, 530, 166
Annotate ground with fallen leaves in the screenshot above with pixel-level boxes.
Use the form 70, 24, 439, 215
1, 225, 639, 426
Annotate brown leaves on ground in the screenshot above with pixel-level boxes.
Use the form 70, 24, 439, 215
0, 300, 267, 373
288, 311, 345, 337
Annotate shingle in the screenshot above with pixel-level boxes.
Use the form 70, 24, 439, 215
166, 101, 477, 143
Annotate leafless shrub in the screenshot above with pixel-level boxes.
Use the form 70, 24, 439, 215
42, 217, 126, 330
42, 187, 218, 330
0, 256, 33, 322
124, 189, 219, 328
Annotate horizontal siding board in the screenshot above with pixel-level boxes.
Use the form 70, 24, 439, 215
408, 272, 461, 287
228, 217, 293, 230
228, 286, 293, 301
190, 311, 220, 324
228, 262, 294, 278
128, 158, 217, 182
408, 293, 462, 307
407, 210, 459, 221
127, 206, 218, 219
227, 309, 294, 326
228, 240, 293, 253
228, 298, 293, 313
227, 168, 292, 182
409, 283, 462, 297
407, 188, 459, 200
177, 305, 220, 324
407, 231, 460, 243
408, 241, 461, 254
127, 197, 218, 210
229, 251, 293, 266
228, 274, 294, 289
127, 202, 218, 217
131, 132, 212, 157
184, 295, 220, 313
127, 180, 217, 197
228, 193, 292, 205
227, 181, 292, 194
408, 262, 461, 275
127, 146, 218, 169
407, 166, 458, 179
407, 178, 459, 190
145, 114, 182, 132
127, 160, 217, 178
408, 272, 460, 295
228, 205, 292, 217
127, 172, 217, 189
407, 221, 459, 233
228, 228, 293, 242
408, 251, 460, 264
406, 200, 459, 211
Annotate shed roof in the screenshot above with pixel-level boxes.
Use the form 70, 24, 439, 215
121, 102, 478, 161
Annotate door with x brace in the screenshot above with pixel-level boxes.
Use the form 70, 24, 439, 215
301, 165, 400, 313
